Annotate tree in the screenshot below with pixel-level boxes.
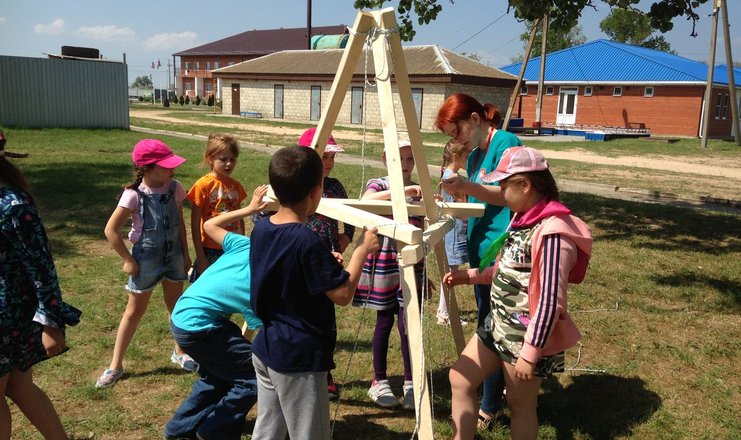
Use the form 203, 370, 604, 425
131, 75, 153, 89
353, 0, 710, 41
459, 51, 485, 64
512, 20, 587, 62
600, 8, 676, 53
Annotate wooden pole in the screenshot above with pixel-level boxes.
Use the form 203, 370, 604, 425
503, 18, 540, 131
719, 0, 740, 145
534, 14, 549, 134
700, 0, 720, 149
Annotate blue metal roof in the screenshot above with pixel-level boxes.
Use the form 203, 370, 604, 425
499, 39, 741, 86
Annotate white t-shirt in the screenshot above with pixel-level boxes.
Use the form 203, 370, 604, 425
117, 180, 187, 243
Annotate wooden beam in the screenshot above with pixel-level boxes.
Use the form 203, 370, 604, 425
431, 240, 466, 354
701, 2, 720, 148
503, 18, 540, 130
317, 198, 422, 244
399, 215, 454, 264
312, 199, 485, 218
719, 0, 740, 144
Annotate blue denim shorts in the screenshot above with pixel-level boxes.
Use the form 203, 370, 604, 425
126, 243, 188, 293
444, 219, 469, 266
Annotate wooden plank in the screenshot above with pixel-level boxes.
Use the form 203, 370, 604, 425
315, 199, 484, 218
317, 198, 422, 244
377, 8, 440, 222
399, 215, 454, 264
399, 259, 434, 440
432, 241, 466, 354
369, 9, 410, 224
311, 11, 375, 155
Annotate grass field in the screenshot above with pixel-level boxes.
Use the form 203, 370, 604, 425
3, 122, 740, 440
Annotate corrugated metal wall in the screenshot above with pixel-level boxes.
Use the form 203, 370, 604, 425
0, 55, 129, 128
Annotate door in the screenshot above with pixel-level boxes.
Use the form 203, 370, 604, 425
274, 85, 284, 118
351, 87, 363, 124
556, 87, 578, 125
231, 83, 240, 115
310, 86, 321, 121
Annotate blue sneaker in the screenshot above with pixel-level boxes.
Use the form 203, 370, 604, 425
171, 351, 199, 372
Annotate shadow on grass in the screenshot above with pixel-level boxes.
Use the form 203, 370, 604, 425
539, 374, 661, 440
332, 414, 415, 439
564, 193, 741, 255
651, 270, 741, 306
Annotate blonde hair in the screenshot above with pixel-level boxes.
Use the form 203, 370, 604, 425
203, 133, 239, 168
441, 139, 467, 178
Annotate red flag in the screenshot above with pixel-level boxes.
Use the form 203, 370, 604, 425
151, 61, 155, 69
157, 59, 161, 69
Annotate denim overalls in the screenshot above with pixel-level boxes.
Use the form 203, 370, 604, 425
126, 181, 188, 293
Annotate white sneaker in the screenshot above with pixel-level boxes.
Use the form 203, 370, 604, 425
368, 379, 400, 408
402, 381, 415, 410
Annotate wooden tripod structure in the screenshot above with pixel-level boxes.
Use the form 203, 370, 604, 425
302, 7, 483, 439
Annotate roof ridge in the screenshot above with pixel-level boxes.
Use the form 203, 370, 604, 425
434, 46, 456, 74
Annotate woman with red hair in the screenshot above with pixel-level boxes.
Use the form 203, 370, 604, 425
436, 93, 521, 430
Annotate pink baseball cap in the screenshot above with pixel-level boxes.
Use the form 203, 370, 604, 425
479, 146, 548, 183
298, 128, 345, 153
132, 139, 186, 168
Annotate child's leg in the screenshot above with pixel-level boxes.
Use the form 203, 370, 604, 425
372, 308, 396, 381
108, 290, 153, 370
4, 367, 68, 440
266, 368, 330, 440
1, 373, 11, 440
500, 362, 542, 440
449, 336, 502, 440
161, 279, 188, 356
251, 355, 288, 440
396, 306, 413, 382
437, 264, 458, 320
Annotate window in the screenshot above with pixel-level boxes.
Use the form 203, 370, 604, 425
644, 86, 654, 97
545, 86, 554, 95
228, 61, 235, 66
519, 84, 528, 95
214, 61, 220, 69
206, 62, 211, 70
722, 94, 730, 119
185, 82, 192, 91
274, 85, 284, 118
185, 62, 191, 71
584, 86, 593, 96
613, 86, 623, 96
206, 83, 212, 92
411, 88, 424, 126
195, 62, 200, 70
715, 93, 723, 119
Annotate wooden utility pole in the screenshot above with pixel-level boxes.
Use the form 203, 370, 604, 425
503, 18, 540, 131
700, 1, 720, 148
719, 0, 740, 145
534, 13, 549, 134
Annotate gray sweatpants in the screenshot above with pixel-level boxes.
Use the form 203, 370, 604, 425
251, 355, 330, 440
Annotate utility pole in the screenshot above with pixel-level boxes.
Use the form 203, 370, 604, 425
534, 13, 549, 134
503, 18, 540, 131
307, 0, 312, 50
719, 0, 740, 145
700, 1, 720, 149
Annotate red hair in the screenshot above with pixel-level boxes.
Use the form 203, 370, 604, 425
434, 93, 502, 131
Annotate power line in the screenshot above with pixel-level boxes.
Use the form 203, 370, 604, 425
452, 12, 508, 51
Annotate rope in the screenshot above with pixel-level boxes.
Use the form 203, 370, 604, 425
410, 236, 433, 439
567, 342, 607, 374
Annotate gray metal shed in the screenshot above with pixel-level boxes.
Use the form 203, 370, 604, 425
0, 55, 129, 128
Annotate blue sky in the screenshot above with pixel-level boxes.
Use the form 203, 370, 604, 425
1, 0, 739, 89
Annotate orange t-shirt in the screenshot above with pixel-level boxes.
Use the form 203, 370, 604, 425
187, 173, 247, 249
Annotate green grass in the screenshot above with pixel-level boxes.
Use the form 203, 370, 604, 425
4, 126, 740, 440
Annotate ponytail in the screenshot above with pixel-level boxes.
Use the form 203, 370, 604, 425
125, 165, 151, 191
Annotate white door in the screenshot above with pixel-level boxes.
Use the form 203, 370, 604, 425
556, 87, 578, 125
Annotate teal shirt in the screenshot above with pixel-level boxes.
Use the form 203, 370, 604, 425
465, 129, 522, 267
171, 232, 262, 331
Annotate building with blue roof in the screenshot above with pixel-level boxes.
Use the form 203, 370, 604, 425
499, 39, 740, 138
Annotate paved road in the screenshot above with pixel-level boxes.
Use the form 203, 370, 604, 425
131, 125, 740, 215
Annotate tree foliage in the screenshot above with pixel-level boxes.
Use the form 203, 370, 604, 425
353, 0, 709, 41
513, 20, 587, 62
600, 8, 675, 53
131, 75, 153, 88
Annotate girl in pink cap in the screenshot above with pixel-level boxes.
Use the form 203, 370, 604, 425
95, 139, 196, 388
444, 146, 593, 439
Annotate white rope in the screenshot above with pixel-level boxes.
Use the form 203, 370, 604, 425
410, 236, 433, 439
572, 301, 619, 313
567, 342, 607, 374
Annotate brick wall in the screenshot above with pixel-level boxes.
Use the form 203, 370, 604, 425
511, 84, 740, 138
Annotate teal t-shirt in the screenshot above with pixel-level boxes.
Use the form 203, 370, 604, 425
171, 232, 262, 332
465, 129, 522, 267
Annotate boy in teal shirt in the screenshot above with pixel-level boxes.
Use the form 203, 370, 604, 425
164, 185, 268, 440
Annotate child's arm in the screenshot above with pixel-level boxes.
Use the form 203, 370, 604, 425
441, 175, 505, 206
177, 201, 191, 272
362, 184, 422, 201
203, 185, 269, 247
442, 265, 494, 287
190, 204, 208, 272
325, 227, 380, 306
104, 206, 138, 276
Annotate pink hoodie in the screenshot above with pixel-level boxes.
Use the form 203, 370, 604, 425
467, 201, 592, 363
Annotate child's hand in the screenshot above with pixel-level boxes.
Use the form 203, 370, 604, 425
123, 258, 139, 276
358, 227, 380, 254
443, 270, 469, 287
331, 251, 344, 265
41, 325, 66, 358
514, 357, 536, 381
440, 176, 465, 194
248, 184, 270, 212
338, 233, 351, 253
404, 185, 422, 199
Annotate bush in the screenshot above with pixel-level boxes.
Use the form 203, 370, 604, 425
163, 98, 170, 108
207, 95, 214, 107
179, 95, 184, 106
194, 95, 202, 106
185, 95, 190, 105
